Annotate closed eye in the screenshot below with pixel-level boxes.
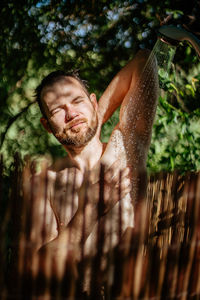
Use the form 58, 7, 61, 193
73, 97, 84, 104
51, 107, 62, 115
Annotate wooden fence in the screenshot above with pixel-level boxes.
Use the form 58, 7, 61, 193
0, 155, 199, 299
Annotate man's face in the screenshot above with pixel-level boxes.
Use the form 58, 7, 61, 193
41, 77, 98, 147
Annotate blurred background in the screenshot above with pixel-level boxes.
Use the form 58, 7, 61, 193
1, 0, 200, 174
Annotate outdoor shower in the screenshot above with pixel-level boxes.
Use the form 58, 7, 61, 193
158, 25, 200, 57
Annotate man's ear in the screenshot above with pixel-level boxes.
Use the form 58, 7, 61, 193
40, 117, 52, 133
90, 93, 98, 111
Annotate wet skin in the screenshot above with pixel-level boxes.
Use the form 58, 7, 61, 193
40, 77, 99, 149
31, 49, 159, 292
36, 49, 159, 247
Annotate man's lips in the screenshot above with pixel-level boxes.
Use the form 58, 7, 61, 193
65, 119, 87, 130
69, 121, 86, 129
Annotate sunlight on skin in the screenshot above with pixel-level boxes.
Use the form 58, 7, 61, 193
21, 49, 159, 297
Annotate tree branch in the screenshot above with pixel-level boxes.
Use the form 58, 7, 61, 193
0, 101, 36, 149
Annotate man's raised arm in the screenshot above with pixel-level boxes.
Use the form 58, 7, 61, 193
98, 49, 159, 234
98, 49, 152, 125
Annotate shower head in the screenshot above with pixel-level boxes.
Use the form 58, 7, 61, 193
158, 26, 181, 47
158, 25, 200, 57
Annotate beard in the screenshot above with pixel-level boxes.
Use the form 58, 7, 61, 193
53, 113, 98, 147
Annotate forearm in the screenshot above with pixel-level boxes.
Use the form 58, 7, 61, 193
98, 49, 151, 124
38, 201, 98, 260
64, 203, 98, 248
33, 202, 98, 282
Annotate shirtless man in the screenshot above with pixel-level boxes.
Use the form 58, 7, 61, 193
30, 49, 158, 297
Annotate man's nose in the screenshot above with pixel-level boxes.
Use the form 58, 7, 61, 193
64, 106, 78, 122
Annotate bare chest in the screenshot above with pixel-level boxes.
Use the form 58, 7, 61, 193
48, 168, 83, 228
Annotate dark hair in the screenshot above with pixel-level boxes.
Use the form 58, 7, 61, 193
35, 70, 89, 117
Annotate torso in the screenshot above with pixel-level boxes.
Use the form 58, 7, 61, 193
45, 126, 134, 252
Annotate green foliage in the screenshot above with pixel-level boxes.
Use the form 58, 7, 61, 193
0, 0, 200, 174
148, 96, 200, 173
148, 54, 200, 173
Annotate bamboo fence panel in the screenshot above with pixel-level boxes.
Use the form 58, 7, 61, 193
0, 157, 199, 299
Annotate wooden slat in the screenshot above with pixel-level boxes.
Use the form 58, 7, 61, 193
0, 157, 200, 299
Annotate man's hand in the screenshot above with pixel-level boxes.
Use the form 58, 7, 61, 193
78, 161, 131, 217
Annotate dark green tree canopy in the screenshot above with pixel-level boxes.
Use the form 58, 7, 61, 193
1, 0, 200, 172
